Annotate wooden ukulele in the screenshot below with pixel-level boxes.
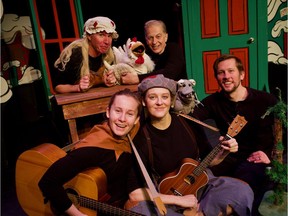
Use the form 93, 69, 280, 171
158, 115, 247, 197
15, 143, 144, 216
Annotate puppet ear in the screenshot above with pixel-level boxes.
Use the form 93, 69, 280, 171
189, 79, 196, 86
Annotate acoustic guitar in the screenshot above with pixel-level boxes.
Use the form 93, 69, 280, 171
15, 143, 144, 216
158, 115, 247, 197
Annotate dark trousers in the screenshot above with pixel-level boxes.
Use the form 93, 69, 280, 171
211, 159, 272, 216
233, 161, 272, 216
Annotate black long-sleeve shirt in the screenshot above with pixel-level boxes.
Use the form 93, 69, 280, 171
38, 147, 132, 213
192, 88, 278, 174
53, 47, 103, 87
138, 42, 187, 81
127, 114, 211, 194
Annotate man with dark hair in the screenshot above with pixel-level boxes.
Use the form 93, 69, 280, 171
193, 54, 278, 216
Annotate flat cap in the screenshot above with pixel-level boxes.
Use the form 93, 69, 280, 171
138, 74, 176, 95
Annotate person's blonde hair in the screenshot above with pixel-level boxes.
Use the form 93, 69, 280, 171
54, 38, 90, 79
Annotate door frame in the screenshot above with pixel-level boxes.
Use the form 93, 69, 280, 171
181, 0, 269, 99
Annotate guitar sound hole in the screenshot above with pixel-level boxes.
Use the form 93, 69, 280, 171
184, 175, 195, 184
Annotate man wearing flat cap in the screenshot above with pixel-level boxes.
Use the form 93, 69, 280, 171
53, 16, 118, 93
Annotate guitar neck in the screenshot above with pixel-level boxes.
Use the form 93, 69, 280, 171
194, 135, 231, 175
70, 193, 144, 216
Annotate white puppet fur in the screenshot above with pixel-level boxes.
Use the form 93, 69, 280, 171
104, 38, 155, 84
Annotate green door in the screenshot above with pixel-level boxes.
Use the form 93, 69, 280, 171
182, 0, 268, 99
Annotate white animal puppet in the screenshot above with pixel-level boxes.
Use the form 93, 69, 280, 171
104, 37, 155, 84
173, 79, 202, 114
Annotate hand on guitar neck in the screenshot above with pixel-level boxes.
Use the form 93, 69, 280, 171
209, 134, 238, 167
158, 115, 247, 198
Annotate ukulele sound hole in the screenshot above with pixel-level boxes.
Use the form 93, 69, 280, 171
184, 175, 195, 184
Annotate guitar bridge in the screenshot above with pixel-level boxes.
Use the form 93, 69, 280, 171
170, 187, 183, 196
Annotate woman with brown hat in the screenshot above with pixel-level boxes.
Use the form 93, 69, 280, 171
126, 74, 253, 215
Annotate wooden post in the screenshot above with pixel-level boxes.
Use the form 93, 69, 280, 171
272, 118, 283, 164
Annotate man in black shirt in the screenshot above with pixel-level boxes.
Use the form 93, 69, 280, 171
192, 54, 278, 216
120, 19, 187, 84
